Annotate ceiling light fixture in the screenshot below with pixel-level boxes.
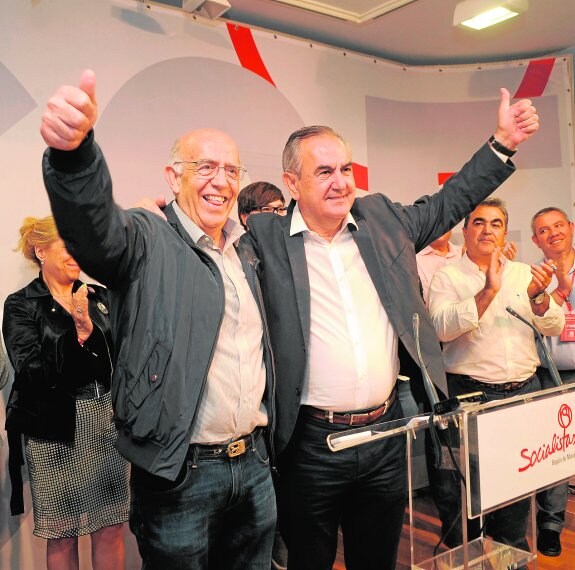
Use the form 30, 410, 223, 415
182, 0, 231, 18
454, 0, 528, 30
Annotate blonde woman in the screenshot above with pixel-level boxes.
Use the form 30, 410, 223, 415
3, 216, 129, 570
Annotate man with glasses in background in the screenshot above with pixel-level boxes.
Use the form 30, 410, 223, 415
40, 70, 277, 569
237, 181, 287, 231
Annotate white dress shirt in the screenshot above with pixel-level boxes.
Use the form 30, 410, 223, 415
416, 242, 462, 304
429, 254, 565, 384
290, 204, 398, 412
540, 263, 575, 370
174, 202, 267, 444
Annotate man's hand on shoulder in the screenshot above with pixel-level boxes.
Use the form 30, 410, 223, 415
40, 69, 98, 151
135, 195, 168, 221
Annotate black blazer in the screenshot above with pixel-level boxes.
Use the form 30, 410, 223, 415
3, 276, 113, 514
244, 143, 515, 455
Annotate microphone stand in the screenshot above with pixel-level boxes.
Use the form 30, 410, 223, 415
505, 306, 563, 387
412, 313, 441, 410
412, 313, 485, 416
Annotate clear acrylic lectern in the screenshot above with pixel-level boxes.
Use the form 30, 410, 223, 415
327, 383, 575, 569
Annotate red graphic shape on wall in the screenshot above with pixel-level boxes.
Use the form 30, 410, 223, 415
353, 162, 369, 191
227, 23, 276, 87
514, 58, 555, 99
438, 172, 455, 186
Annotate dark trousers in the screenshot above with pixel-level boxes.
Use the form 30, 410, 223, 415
536, 366, 575, 533
432, 373, 541, 552
277, 398, 407, 570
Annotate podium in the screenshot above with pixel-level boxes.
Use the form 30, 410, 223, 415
327, 383, 575, 569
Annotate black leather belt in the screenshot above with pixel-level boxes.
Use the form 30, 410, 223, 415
464, 375, 535, 393
306, 389, 397, 426
191, 428, 263, 458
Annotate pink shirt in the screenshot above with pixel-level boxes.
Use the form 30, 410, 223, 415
416, 242, 462, 304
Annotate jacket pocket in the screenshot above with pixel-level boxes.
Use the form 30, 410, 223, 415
128, 340, 171, 409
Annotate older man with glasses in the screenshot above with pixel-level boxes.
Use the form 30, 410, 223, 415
40, 70, 277, 569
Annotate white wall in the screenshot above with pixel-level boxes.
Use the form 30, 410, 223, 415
1, 0, 574, 567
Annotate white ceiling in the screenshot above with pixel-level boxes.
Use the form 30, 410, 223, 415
221, 0, 575, 66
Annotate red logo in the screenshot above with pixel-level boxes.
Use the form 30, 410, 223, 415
558, 404, 572, 430
518, 403, 575, 472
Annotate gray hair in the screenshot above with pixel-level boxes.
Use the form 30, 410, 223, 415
464, 197, 509, 229
531, 206, 570, 235
282, 125, 351, 175
169, 138, 184, 176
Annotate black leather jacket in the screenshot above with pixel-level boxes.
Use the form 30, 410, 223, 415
3, 275, 113, 514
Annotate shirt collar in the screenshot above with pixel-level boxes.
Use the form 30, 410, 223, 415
289, 202, 357, 238
462, 250, 509, 271
419, 242, 459, 257
173, 200, 245, 251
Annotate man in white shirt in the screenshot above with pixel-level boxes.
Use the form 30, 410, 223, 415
417, 231, 517, 304
428, 198, 564, 552
246, 87, 540, 569
531, 206, 575, 557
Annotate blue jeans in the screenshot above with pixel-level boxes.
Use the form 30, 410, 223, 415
277, 398, 407, 570
129, 430, 277, 569
437, 373, 541, 551
536, 367, 575, 533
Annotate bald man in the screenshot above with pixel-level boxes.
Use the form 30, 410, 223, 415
40, 70, 276, 569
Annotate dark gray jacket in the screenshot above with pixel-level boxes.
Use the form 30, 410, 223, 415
245, 143, 514, 456
42, 131, 275, 481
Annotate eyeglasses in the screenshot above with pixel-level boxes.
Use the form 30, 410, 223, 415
255, 206, 288, 215
173, 160, 247, 181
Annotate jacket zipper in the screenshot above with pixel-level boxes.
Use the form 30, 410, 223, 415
91, 319, 114, 399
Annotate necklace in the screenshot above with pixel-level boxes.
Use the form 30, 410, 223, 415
50, 291, 73, 312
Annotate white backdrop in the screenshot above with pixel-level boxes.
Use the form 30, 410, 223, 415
1, 0, 574, 568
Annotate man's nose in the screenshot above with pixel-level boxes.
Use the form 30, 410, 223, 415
210, 166, 228, 186
331, 169, 348, 189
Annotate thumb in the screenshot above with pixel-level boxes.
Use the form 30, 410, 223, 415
498, 87, 511, 115
78, 69, 97, 103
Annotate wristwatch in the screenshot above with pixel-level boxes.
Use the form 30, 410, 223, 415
488, 135, 517, 157
530, 292, 546, 305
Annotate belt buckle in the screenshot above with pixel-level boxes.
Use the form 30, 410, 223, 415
380, 399, 390, 417
349, 412, 368, 426
227, 438, 246, 457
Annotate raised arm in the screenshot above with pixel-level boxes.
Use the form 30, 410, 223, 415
41, 70, 152, 288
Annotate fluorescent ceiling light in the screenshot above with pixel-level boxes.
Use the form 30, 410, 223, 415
454, 0, 528, 31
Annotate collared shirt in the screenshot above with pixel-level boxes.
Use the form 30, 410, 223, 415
290, 204, 398, 412
416, 242, 462, 304
429, 254, 565, 384
173, 202, 267, 444
540, 262, 575, 370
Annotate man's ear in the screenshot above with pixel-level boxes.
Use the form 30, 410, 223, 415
164, 165, 181, 196
283, 171, 299, 201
